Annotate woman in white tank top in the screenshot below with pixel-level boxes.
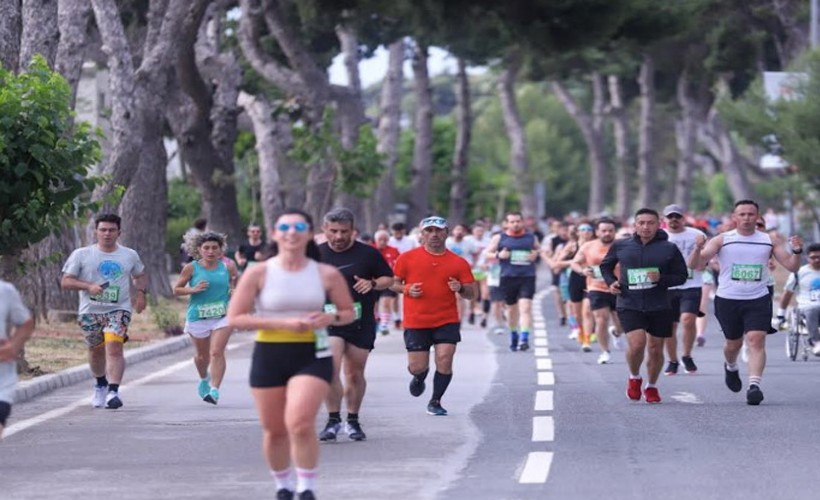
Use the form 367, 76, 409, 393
228, 209, 354, 500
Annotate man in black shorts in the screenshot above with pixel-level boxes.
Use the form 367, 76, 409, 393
317, 208, 393, 441
600, 208, 688, 403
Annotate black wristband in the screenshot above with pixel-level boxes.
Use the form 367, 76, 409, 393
792, 247, 803, 254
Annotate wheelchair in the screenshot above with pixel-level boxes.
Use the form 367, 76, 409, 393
785, 307, 813, 362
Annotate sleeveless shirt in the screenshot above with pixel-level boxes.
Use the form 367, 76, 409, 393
716, 229, 772, 300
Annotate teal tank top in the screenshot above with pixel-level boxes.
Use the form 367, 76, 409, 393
187, 260, 230, 322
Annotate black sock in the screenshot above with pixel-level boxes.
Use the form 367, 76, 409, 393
411, 368, 429, 381
108, 384, 119, 393
328, 411, 341, 423
96, 376, 108, 388
347, 412, 359, 422
482, 299, 490, 314
432, 371, 453, 401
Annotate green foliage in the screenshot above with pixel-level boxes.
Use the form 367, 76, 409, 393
165, 178, 202, 258
0, 56, 102, 257
705, 173, 734, 214
394, 118, 456, 216
148, 297, 183, 336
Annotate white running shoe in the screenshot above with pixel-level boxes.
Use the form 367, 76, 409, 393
91, 385, 107, 408
812, 343, 820, 356
569, 328, 580, 340
597, 351, 612, 364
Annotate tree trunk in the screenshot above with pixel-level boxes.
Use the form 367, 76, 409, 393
697, 103, 755, 201
608, 75, 632, 220
637, 54, 656, 209
590, 72, 607, 215
551, 79, 608, 215
770, 0, 809, 66
19, 0, 58, 69
0, 0, 21, 73
448, 58, 471, 224
407, 42, 434, 226
55, 0, 93, 108
674, 70, 697, 209
369, 39, 405, 230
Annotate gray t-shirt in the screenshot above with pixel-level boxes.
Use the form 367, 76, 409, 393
62, 244, 145, 314
785, 265, 820, 309
1, 280, 32, 403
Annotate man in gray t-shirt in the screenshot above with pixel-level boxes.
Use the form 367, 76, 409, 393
0, 280, 34, 438
61, 213, 147, 410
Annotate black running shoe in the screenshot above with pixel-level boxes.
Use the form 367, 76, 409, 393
724, 364, 742, 392
297, 491, 316, 500
560, 317, 567, 326
746, 384, 764, 405
480, 317, 487, 328
681, 356, 697, 374
426, 400, 448, 416
664, 361, 679, 376
346, 420, 366, 441
277, 489, 294, 500
409, 375, 426, 397
318, 419, 341, 442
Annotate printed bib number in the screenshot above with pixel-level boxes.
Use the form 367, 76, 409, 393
592, 266, 603, 280
687, 267, 694, 280
91, 286, 120, 304
487, 266, 501, 286
324, 302, 362, 321
627, 268, 659, 290
510, 250, 531, 265
730, 264, 763, 282
196, 302, 226, 319
314, 328, 332, 358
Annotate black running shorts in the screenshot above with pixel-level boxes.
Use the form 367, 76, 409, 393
568, 272, 586, 303
489, 286, 505, 302
588, 291, 616, 311
669, 288, 703, 319
249, 342, 333, 388
713, 295, 773, 341
617, 309, 676, 338
499, 276, 536, 305
404, 322, 461, 352
329, 325, 376, 351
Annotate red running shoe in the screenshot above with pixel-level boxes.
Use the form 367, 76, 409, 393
626, 378, 642, 401
644, 386, 661, 403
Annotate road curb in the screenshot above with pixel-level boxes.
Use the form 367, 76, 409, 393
14, 334, 192, 404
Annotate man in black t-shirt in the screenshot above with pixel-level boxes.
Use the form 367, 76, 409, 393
317, 208, 393, 442
234, 224, 265, 271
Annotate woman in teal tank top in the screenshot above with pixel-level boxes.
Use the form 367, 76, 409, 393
174, 232, 238, 405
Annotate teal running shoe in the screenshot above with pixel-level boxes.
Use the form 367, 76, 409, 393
204, 387, 219, 405
198, 375, 211, 399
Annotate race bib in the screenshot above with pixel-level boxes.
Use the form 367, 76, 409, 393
810, 289, 820, 302
730, 264, 762, 282
91, 286, 120, 304
591, 266, 603, 280
687, 267, 694, 280
487, 265, 501, 287
196, 301, 226, 319
510, 250, 531, 265
324, 302, 362, 321
314, 328, 332, 358
626, 267, 659, 290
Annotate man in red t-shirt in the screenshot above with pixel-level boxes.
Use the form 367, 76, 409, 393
373, 230, 401, 335
392, 216, 477, 416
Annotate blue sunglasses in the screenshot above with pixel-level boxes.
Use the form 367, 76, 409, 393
277, 222, 309, 233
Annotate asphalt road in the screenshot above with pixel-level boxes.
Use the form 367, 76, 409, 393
3, 289, 820, 500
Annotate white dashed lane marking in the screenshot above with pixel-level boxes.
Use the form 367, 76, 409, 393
537, 372, 555, 386
519, 452, 554, 484
536, 358, 552, 370
534, 390, 554, 411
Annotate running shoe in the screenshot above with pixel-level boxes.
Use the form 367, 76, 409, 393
813, 343, 820, 356
92, 385, 108, 408
696, 335, 706, 347
597, 351, 611, 364
318, 419, 342, 441
276, 489, 294, 500
394, 319, 402, 329
204, 387, 219, 405
198, 377, 210, 399
644, 387, 661, 404
724, 364, 742, 392
426, 400, 448, 416
568, 328, 579, 340
681, 356, 698, 374
409, 375, 426, 397
105, 391, 123, 409
378, 325, 390, 336
590, 333, 598, 344
346, 420, 366, 441
468, 312, 475, 325
297, 491, 316, 500
626, 378, 642, 401
664, 361, 679, 376
480, 317, 487, 328
746, 384, 764, 405
519, 341, 530, 351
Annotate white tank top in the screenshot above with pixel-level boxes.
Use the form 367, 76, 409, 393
716, 229, 773, 300
667, 227, 704, 289
255, 258, 325, 318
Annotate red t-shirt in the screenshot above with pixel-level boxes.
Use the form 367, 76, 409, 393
373, 244, 400, 269
393, 247, 475, 329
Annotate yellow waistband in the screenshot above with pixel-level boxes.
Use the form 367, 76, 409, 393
256, 328, 315, 343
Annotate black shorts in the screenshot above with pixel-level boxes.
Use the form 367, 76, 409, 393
404, 322, 461, 352
617, 309, 676, 338
380, 289, 398, 298
249, 342, 333, 388
588, 291, 616, 311
714, 295, 773, 341
499, 276, 536, 305
669, 288, 703, 319
0, 401, 10, 426
568, 272, 586, 303
329, 323, 377, 350
489, 286, 505, 302
551, 272, 562, 287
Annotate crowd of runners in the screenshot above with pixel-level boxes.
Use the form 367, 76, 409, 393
1, 199, 819, 499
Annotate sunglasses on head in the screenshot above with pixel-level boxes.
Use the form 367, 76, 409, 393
277, 222, 309, 233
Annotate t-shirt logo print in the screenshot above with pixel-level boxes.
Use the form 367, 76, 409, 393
98, 260, 124, 281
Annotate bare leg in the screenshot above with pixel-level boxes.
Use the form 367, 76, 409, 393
209, 326, 232, 388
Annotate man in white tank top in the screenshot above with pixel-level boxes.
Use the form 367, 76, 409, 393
692, 200, 803, 405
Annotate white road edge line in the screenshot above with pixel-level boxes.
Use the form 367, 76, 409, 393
534, 390, 554, 411
5, 340, 252, 438
519, 451, 554, 484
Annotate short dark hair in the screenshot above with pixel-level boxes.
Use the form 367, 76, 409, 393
391, 222, 406, 232
506, 211, 523, 220
807, 243, 820, 254
596, 218, 617, 229
323, 207, 355, 226
194, 218, 208, 231
634, 208, 659, 219
95, 213, 121, 230
734, 199, 760, 212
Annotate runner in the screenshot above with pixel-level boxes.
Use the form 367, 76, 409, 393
0, 280, 34, 439
466, 222, 493, 328
776, 242, 820, 356
388, 222, 417, 329
485, 212, 540, 352
174, 232, 238, 404
571, 218, 623, 364
61, 213, 147, 410
600, 208, 688, 403
553, 224, 595, 352
235, 223, 266, 271
692, 200, 802, 405
227, 208, 354, 500
543, 221, 569, 326
372, 230, 400, 336
662, 205, 707, 375
316, 208, 393, 442
392, 216, 477, 416
445, 223, 478, 322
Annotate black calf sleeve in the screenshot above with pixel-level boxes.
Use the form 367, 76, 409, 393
482, 299, 490, 314
0, 401, 11, 427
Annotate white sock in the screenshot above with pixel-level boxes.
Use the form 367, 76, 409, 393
725, 362, 739, 371
270, 468, 293, 492
629, 374, 641, 380
296, 467, 317, 493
